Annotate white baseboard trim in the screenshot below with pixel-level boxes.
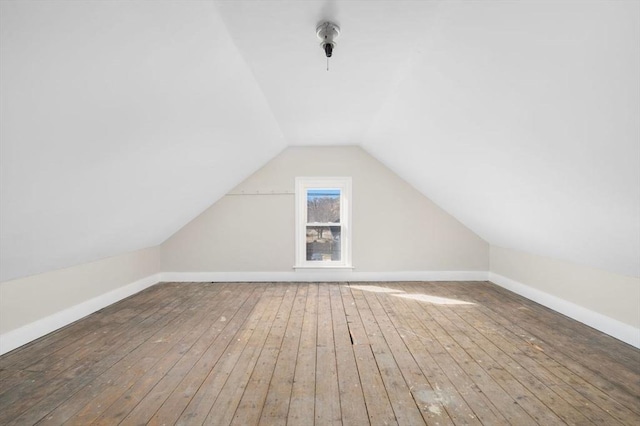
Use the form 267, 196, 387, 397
489, 272, 640, 348
160, 270, 489, 283
3, 270, 635, 355
0, 273, 163, 356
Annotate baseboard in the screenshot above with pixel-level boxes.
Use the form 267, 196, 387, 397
0, 273, 163, 356
160, 270, 489, 283
3, 270, 635, 354
489, 272, 640, 348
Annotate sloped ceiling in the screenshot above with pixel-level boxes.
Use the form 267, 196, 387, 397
0, 1, 286, 281
1, 1, 638, 281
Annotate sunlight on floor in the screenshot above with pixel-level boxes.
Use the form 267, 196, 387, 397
394, 293, 474, 306
350, 284, 475, 306
349, 285, 403, 294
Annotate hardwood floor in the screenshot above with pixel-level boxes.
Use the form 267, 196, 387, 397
0, 281, 638, 425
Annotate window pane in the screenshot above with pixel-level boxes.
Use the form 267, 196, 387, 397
306, 226, 341, 261
307, 189, 340, 223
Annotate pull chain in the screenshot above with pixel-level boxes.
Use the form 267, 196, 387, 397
326, 34, 329, 71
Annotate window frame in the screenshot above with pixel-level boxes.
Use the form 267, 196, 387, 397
294, 177, 352, 269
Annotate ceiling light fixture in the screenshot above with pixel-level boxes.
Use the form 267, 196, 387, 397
316, 21, 340, 71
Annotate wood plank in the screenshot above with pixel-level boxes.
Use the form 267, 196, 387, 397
339, 284, 369, 346
352, 344, 398, 425
0, 285, 157, 370
429, 302, 566, 424
0, 281, 636, 425
437, 290, 606, 425
328, 284, 369, 426
360, 283, 455, 425
340, 285, 397, 425
392, 283, 511, 425
457, 281, 639, 424
113, 283, 256, 425
398, 282, 538, 426
49, 283, 248, 425
202, 284, 288, 425
230, 284, 297, 425
374, 284, 483, 425
0, 283, 177, 372
172, 284, 277, 425
487, 283, 640, 412
286, 283, 318, 425
258, 284, 308, 425
144, 284, 268, 426
56, 284, 222, 424
0, 283, 204, 425
314, 283, 341, 425
349, 284, 426, 426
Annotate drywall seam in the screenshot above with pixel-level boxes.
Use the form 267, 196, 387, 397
489, 272, 640, 348
160, 270, 489, 282
0, 273, 163, 356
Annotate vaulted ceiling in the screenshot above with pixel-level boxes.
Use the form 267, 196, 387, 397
1, 1, 638, 282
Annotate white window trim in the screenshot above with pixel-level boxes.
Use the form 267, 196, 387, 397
294, 177, 353, 269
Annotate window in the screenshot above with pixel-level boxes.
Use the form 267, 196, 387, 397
295, 177, 352, 268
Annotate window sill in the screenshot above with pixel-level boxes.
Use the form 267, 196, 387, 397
293, 265, 354, 271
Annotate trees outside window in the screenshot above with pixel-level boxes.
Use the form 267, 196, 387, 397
295, 178, 352, 268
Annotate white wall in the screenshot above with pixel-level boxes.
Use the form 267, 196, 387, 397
5, 146, 634, 352
3, 147, 637, 352
490, 245, 640, 347
0, 246, 161, 354
162, 146, 489, 275
0, 1, 286, 283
